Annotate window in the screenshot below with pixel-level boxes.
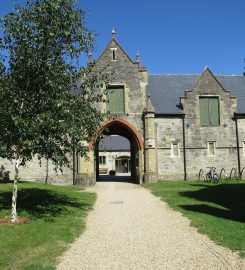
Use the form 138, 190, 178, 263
171, 143, 179, 157
208, 142, 215, 156
115, 157, 131, 173
111, 48, 117, 60
99, 156, 106, 165
106, 86, 125, 113
199, 97, 219, 126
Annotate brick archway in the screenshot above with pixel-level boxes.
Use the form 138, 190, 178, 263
96, 117, 144, 150
89, 117, 144, 150
93, 117, 144, 184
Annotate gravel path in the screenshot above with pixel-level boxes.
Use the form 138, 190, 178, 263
56, 182, 245, 270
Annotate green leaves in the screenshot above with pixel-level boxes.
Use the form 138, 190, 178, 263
0, 0, 107, 171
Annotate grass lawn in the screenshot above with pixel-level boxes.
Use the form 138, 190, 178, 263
146, 180, 245, 257
0, 182, 96, 270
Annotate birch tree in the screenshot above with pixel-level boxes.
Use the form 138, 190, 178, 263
0, 0, 107, 222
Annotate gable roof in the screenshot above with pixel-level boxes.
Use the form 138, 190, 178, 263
99, 135, 130, 151
147, 74, 245, 114
95, 36, 135, 65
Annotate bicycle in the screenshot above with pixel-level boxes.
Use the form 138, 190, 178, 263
205, 167, 219, 183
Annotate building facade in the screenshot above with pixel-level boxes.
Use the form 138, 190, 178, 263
78, 30, 245, 185
1, 30, 245, 185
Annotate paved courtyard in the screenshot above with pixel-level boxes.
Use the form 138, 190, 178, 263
56, 181, 245, 270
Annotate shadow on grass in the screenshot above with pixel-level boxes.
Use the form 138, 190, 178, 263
179, 183, 245, 223
0, 188, 88, 221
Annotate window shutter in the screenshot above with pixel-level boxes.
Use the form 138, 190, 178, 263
106, 87, 125, 113
116, 87, 125, 112
200, 98, 209, 125
106, 89, 114, 113
209, 98, 219, 126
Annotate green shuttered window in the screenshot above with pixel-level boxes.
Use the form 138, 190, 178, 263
106, 87, 125, 113
199, 97, 219, 126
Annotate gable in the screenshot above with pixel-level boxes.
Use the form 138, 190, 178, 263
94, 38, 135, 67
190, 67, 228, 95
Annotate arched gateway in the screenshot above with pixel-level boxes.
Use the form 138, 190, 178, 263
96, 118, 144, 183
77, 118, 145, 185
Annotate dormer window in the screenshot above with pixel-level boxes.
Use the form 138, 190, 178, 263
111, 48, 117, 61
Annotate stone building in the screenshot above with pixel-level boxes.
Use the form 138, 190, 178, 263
78, 29, 245, 185
1, 29, 245, 185
98, 135, 131, 175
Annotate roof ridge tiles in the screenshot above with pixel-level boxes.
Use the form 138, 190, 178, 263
149, 73, 244, 77
149, 73, 199, 76
215, 74, 244, 77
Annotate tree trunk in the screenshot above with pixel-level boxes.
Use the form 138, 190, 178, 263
45, 157, 49, 184
10, 157, 21, 223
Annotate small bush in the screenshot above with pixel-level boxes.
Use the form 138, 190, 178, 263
109, 170, 116, 175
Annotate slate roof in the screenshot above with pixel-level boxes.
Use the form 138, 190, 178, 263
99, 135, 130, 151
147, 74, 245, 114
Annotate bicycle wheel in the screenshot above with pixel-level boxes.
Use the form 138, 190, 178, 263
213, 173, 219, 183
205, 173, 211, 182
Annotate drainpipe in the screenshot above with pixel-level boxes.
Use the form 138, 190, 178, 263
182, 115, 187, 180
234, 116, 241, 179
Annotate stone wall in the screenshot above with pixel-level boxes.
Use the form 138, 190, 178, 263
156, 117, 184, 180
0, 156, 73, 184
237, 119, 245, 179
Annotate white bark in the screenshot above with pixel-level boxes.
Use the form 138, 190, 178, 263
10, 158, 21, 223
45, 157, 49, 184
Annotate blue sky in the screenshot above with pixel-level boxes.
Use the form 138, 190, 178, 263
1, 0, 245, 74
